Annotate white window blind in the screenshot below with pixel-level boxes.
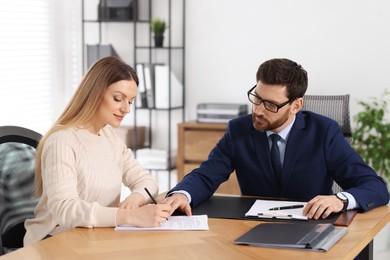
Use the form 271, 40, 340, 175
0, 0, 59, 134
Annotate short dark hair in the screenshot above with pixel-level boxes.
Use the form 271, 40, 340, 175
256, 58, 308, 100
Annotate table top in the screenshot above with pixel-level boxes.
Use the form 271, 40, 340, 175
2, 203, 389, 260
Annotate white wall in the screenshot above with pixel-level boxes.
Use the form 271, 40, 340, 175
75, 0, 390, 144
184, 0, 390, 123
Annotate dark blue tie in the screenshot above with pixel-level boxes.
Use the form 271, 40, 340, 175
270, 134, 282, 182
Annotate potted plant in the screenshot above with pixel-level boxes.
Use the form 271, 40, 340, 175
150, 18, 167, 47
352, 90, 390, 190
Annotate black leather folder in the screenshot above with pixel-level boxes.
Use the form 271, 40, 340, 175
192, 196, 357, 225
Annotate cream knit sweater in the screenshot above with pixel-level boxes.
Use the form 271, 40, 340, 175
24, 126, 158, 246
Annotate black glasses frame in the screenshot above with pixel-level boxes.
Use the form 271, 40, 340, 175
247, 85, 291, 113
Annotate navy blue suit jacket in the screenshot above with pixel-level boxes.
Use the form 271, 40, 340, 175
170, 111, 389, 211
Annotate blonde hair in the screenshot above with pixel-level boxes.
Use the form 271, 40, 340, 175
34, 56, 138, 197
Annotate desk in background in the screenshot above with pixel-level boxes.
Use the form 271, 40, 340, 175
177, 121, 240, 195
2, 203, 389, 260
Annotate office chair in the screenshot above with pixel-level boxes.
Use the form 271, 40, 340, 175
302, 94, 352, 144
301, 94, 352, 193
0, 126, 42, 255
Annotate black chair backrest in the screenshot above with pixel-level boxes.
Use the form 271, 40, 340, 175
302, 94, 352, 143
0, 126, 42, 148
0, 126, 42, 255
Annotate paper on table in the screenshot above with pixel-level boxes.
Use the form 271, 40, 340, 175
115, 215, 209, 231
245, 199, 308, 220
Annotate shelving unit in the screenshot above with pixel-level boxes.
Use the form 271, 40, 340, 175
81, 0, 185, 189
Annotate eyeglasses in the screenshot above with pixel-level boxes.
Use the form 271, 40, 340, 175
247, 85, 291, 113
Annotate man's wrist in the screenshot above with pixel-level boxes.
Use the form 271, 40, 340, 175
335, 192, 349, 211
168, 190, 192, 204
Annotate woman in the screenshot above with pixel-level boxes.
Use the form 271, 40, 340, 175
24, 56, 170, 246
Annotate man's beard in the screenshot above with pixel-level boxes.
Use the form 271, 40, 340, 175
251, 109, 290, 132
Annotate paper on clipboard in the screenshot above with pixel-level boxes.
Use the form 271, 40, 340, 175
245, 199, 308, 220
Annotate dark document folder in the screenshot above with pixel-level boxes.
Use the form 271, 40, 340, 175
234, 223, 348, 252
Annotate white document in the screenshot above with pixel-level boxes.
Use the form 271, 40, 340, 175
245, 199, 308, 220
115, 215, 209, 231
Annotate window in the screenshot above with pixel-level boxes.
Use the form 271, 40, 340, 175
0, 0, 73, 134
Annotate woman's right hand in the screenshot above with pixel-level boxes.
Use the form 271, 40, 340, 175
116, 203, 171, 227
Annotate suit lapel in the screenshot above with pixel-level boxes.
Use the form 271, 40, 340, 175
280, 112, 306, 195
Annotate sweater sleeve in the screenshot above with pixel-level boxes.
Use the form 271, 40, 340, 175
42, 131, 117, 228
121, 145, 159, 203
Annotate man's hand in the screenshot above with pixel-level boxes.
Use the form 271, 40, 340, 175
161, 193, 192, 216
303, 195, 344, 219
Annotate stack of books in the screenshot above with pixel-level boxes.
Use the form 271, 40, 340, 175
197, 103, 248, 123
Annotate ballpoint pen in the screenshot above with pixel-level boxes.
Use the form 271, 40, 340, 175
144, 187, 158, 204
268, 204, 304, 211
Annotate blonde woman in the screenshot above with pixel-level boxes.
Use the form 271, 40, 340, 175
24, 56, 170, 246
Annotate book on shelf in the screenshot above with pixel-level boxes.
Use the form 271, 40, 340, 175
234, 223, 348, 252
154, 64, 183, 109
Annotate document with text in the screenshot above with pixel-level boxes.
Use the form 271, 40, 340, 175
115, 215, 209, 231
245, 199, 308, 220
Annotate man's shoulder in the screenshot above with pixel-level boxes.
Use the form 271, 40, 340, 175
299, 110, 338, 125
297, 111, 342, 136
228, 114, 252, 125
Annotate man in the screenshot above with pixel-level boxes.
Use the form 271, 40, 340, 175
162, 58, 389, 219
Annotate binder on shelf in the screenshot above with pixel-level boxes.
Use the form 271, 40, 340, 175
197, 103, 248, 123
154, 64, 183, 109
143, 64, 154, 108
135, 63, 147, 108
234, 223, 348, 252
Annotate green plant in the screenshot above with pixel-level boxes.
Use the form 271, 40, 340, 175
150, 18, 166, 37
352, 90, 390, 188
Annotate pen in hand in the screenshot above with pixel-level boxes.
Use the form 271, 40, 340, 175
144, 187, 158, 204
144, 187, 168, 221
268, 204, 304, 211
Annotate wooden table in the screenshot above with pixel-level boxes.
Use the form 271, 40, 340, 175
1, 205, 389, 260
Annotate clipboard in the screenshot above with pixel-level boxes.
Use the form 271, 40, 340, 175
245, 199, 308, 220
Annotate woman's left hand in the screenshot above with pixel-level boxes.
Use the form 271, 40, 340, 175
117, 192, 145, 209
